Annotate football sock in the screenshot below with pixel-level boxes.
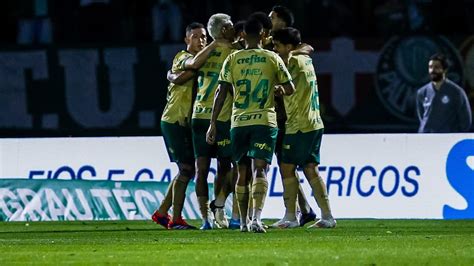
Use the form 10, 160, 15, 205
172, 175, 190, 222
251, 178, 268, 221
308, 174, 332, 219
197, 196, 210, 221
282, 177, 298, 221
232, 193, 239, 220
158, 176, 176, 214
296, 173, 312, 215
235, 185, 249, 225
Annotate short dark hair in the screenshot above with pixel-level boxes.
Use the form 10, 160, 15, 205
248, 12, 272, 30
244, 19, 263, 36
272, 5, 294, 27
185, 22, 205, 35
429, 53, 449, 70
234, 20, 246, 35
272, 27, 301, 46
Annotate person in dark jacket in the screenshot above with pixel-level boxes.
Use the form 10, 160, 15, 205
416, 53, 472, 133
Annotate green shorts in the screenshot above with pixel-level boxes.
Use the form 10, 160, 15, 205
191, 119, 232, 158
281, 129, 324, 166
161, 121, 194, 164
230, 125, 278, 164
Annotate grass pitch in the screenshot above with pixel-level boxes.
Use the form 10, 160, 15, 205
0, 219, 473, 265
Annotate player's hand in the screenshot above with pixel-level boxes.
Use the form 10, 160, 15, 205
166, 70, 173, 81
275, 85, 286, 96
263, 36, 273, 46
206, 123, 217, 144
167, 70, 182, 83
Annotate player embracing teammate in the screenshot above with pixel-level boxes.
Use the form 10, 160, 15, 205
154, 6, 336, 233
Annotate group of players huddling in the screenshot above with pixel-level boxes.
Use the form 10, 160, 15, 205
152, 6, 336, 233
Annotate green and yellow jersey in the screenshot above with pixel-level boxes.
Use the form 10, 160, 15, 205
161, 50, 195, 126
192, 46, 235, 121
219, 48, 292, 128
284, 55, 324, 134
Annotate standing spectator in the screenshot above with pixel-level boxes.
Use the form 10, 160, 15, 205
16, 0, 52, 44
374, 0, 407, 36
416, 54, 472, 133
151, 0, 183, 42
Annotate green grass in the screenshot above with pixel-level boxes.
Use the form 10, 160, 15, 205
0, 220, 473, 265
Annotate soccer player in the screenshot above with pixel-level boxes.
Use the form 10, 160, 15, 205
249, 6, 316, 226
264, 6, 314, 55
269, 5, 294, 33
232, 20, 246, 49
272, 27, 336, 228
168, 18, 244, 230
186, 13, 236, 230
270, 5, 317, 226
228, 19, 253, 229
151, 22, 209, 230
206, 19, 295, 233
248, 12, 273, 48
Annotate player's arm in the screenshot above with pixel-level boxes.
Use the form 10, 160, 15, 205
275, 81, 295, 96
291, 43, 314, 56
275, 55, 295, 96
183, 40, 218, 70
183, 40, 227, 70
167, 70, 195, 85
206, 82, 231, 144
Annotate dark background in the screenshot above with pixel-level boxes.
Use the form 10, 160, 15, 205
2, 0, 474, 43
0, 0, 473, 137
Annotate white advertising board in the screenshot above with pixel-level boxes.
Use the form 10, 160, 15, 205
1, 134, 472, 219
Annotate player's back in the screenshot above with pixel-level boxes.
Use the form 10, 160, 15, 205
284, 54, 324, 134
220, 48, 291, 128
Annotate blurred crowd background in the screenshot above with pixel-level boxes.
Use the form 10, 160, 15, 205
0, 0, 473, 137
1, 0, 474, 44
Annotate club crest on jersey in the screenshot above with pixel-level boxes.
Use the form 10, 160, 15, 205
441, 95, 450, 104
375, 36, 463, 122
237, 55, 266, 65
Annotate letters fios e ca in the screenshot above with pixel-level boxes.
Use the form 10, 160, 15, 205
28, 165, 157, 181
